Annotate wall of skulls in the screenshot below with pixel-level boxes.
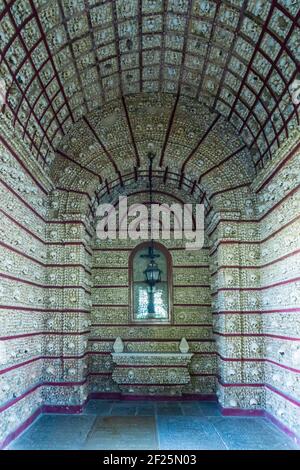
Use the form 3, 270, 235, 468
208, 204, 264, 411
253, 134, 300, 438
0, 110, 299, 447
89, 192, 216, 398
0, 118, 51, 447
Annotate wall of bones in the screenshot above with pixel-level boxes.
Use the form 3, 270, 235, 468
89, 191, 216, 398
1, 116, 299, 446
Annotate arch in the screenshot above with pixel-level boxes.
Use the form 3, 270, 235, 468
0, 4, 298, 169
128, 240, 173, 325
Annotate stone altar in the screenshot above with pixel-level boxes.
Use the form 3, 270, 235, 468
111, 349, 193, 396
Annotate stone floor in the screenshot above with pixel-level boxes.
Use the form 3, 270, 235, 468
8, 400, 299, 450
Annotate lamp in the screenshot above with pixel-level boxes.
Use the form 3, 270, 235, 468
144, 257, 161, 286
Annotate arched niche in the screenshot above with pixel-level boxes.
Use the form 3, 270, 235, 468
128, 241, 173, 325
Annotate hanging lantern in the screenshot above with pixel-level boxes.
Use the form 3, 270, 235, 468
144, 258, 162, 287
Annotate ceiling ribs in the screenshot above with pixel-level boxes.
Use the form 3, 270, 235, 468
196, 0, 222, 102
121, 95, 140, 168
57, 0, 89, 116
177, 0, 193, 87
4, 1, 64, 148
227, 3, 276, 160
212, 0, 249, 109
158, 0, 167, 94
83, 115, 120, 175
29, 0, 75, 123
240, 10, 300, 147
248, 12, 300, 162
0, 0, 298, 174
180, 114, 221, 174
138, 0, 143, 93
83, 0, 105, 105
111, 0, 123, 98
93, 169, 208, 207
159, 90, 180, 167
93, 170, 211, 214
56, 149, 103, 182
198, 145, 248, 183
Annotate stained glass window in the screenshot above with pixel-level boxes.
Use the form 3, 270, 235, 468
131, 243, 171, 322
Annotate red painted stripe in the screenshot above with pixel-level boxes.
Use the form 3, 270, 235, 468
210, 248, 300, 274
91, 323, 212, 328
209, 182, 250, 200
0, 135, 49, 194
0, 350, 217, 376
255, 141, 300, 193
0, 240, 44, 265
209, 200, 300, 244
89, 338, 215, 343
0, 272, 91, 292
211, 276, 300, 294
0, 380, 88, 414
0, 407, 43, 450
0, 331, 90, 341
213, 331, 300, 341
218, 379, 300, 408
0, 208, 45, 242
216, 354, 300, 374
0, 179, 93, 236
0, 178, 45, 221
92, 285, 128, 289
0, 354, 89, 375
0, 240, 92, 272
258, 185, 300, 221
0, 306, 89, 313
212, 308, 300, 315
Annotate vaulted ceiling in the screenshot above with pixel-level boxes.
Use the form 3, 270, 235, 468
0, 0, 299, 175
52, 94, 253, 209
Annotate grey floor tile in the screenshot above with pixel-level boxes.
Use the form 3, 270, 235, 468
209, 417, 298, 450
180, 402, 204, 416
110, 403, 137, 416
82, 399, 113, 415
136, 403, 156, 416
155, 402, 183, 416
197, 402, 222, 416
8, 401, 299, 451
157, 416, 227, 450
10, 414, 96, 450
82, 416, 158, 450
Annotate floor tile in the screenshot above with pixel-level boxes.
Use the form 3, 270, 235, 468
136, 403, 156, 416
110, 403, 137, 416
197, 402, 222, 416
82, 400, 113, 415
8, 400, 299, 451
157, 416, 227, 450
9, 414, 96, 450
155, 402, 183, 416
82, 416, 158, 450
209, 417, 298, 450
180, 402, 204, 416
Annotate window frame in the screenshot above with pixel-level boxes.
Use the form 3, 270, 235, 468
129, 241, 173, 324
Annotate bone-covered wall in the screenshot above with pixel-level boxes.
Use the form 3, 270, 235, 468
89, 192, 216, 398
0, 129, 49, 448
255, 139, 300, 438
0, 124, 299, 448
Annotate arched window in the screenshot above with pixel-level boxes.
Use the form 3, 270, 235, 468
129, 242, 173, 323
